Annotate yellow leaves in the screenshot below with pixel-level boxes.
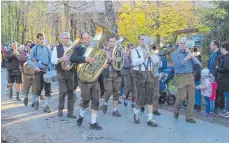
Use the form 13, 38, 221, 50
117, 1, 201, 44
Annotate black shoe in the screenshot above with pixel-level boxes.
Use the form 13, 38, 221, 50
118, 100, 122, 104
90, 122, 102, 130
9, 94, 12, 99
34, 101, 39, 110
102, 105, 108, 114
58, 110, 63, 117
31, 103, 35, 107
67, 113, 76, 118
131, 103, 135, 108
197, 106, 201, 112
174, 112, 179, 119
193, 104, 198, 110
43, 106, 51, 113
147, 120, 158, 127
186, 118, 196, 123
153, 110, 161, 116
112, 110, 121, 117
16, 96, 22, 101
40, 95, 44, 99
124, 99, 128, 106
134, 114, 140, 124
24, 98, 28, 106
77, 115, 84, 126
140, 107, 145, 113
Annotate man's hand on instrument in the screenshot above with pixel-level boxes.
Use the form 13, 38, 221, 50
144, 53, 150, 60
35, 67, 41, 72
103, 64, 109, 69
62, 55, 70, 62
85, 57, 94, 63
184, 54, 193, 62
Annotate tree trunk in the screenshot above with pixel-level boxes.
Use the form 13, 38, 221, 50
156, 1, 160, 46
8, 2, 11, 44
104, 1, 118, 35
16, 8, 21, 42
21, 2, 29, 44
63, 1, 70, 32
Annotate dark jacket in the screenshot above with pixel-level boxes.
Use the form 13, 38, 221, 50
70, 44, 86, 66
56, 44, 74, 74
208, 49, 223, 77
193, 55, 202, 81
121, 52, 132, 76
216, 53, 229, 92
5, 49, 20, 70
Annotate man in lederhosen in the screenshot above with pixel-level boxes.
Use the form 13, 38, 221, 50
131, 34, 158, 127
51, 32, 76, 118
123, 44, 136, 108
5, 41, 22, 100
102, 36, 122, 117
70, 31, 102, 130
18, 40, 37, 106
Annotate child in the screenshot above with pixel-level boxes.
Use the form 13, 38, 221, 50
196, 68, 214, 117
193, 46, 202, 111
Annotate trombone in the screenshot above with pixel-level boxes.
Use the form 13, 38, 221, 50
185, 47, 202, 67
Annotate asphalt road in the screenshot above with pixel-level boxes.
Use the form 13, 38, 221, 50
1, 68, 229, 143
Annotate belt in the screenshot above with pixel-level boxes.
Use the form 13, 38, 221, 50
38, 61, 48, 66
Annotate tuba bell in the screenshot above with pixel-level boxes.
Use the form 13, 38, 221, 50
61, 37, 81, 71
112, 37, 125, 71
77, 25, 113, 82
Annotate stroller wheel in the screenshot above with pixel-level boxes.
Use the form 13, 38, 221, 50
159, 95, 166, 104
167, 94, 176, 105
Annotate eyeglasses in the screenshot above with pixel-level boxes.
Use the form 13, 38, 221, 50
39, 38, 44, 40
63, 37, 70, 39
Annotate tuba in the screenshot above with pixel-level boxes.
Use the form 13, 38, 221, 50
61, 37, 81, 71
77, 25, 113, 82
111, 37, 125, 71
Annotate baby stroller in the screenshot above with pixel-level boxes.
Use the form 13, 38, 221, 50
158, 50, 176, 106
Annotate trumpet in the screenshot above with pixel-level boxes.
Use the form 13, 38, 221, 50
185, 48, 202, 67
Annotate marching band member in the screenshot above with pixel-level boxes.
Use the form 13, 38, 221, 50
18, 40, 37, 106
102, 36, 122, 117
51, 32, 76, 118
131, 34, 158, 127
70, 31, 102, 130
27, 33, 52, 113
152, 45, 162, 116
123, 44, 136, 108
171, 37, 199, 123
5, 41, 22, 100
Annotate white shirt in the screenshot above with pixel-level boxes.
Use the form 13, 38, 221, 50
132, 46, 157, 71
51, 46, 69, 65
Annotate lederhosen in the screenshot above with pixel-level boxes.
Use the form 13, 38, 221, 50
133, 49, 154, 107
102, 48, 121, 102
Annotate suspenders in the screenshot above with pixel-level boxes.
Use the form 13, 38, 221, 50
135, 49, 151, 71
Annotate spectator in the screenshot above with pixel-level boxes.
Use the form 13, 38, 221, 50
216, 42, 229, 118
208, 40, 224, 113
